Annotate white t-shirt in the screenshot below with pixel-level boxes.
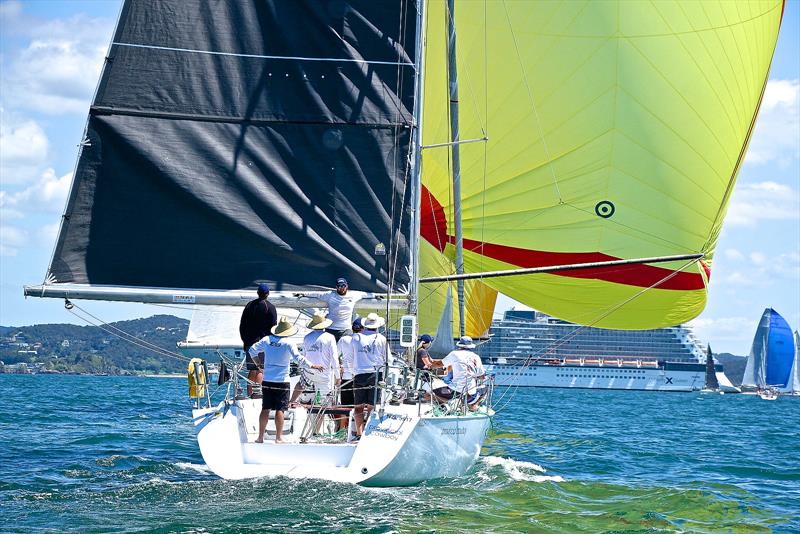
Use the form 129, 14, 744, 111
351, 330, 387, 375
319, 290, 366, 330
248, 335, 310, 383
442, 349, 484, 395
302, 330, 340, 380
337, 334, 355, 379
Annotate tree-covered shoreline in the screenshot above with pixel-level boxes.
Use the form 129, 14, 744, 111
0, 315, 189, 375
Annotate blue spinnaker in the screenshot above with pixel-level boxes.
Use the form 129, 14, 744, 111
765, 309, 795, 387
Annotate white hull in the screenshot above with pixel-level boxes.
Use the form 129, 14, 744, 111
192, 399, 490, 485
487, 363, 737, 392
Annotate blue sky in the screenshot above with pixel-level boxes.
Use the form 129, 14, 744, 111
1, 0, 798, 355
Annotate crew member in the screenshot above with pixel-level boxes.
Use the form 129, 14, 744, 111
336, 317, 362, 429
351, 312, 387, 437
248, 316, 323, 443
300, 311, 340, 403
296, 278, 367, 341
239, 283, 277, 397
429, 336, 486, 409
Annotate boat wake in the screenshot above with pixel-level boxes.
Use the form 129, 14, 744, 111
480, 456, 565, 483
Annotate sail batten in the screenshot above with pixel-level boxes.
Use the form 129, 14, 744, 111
111, 41, 417, 67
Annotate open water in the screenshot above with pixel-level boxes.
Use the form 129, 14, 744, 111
1, 374, 798, 533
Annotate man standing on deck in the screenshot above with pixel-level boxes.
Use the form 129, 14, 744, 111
351, 313, 387, 437
299, 312, 340, 403
296, 278, 368, 341
248, 317, 323, 443
336, 317, 362, 430
239, 283, 277, 397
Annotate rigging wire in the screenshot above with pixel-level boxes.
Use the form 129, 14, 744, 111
64, 300, 191, 364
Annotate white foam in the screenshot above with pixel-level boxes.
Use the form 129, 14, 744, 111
481, 456, 565, 482
175, 462, 212, 473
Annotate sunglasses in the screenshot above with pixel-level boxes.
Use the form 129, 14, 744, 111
336, 283, 347, 288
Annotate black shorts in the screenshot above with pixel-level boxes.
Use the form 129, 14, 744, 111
340, 378, 355, 406
354, 372, 378, 406
325, 328, 351, 342
433, 386, 453, 400
261, 381, 290, 411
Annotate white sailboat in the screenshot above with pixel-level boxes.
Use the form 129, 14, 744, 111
24, 0, 783, 484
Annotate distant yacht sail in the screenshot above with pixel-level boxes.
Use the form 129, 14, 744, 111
778, 331, 800, 395
742, 308, 795, 390
705, 346, 720, 391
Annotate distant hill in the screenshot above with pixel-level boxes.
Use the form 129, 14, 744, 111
0, 315, 189, 374
716, 352, 748, 385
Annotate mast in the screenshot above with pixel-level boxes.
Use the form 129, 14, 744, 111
408, 0, 427, 317
446, 0, 466, 337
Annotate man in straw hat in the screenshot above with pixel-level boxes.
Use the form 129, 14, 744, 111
292, 311, 340, 404
351, 312, 387, 437
239, 283, 277, 397
429, 336, 486, 408
248, 316, 323, 443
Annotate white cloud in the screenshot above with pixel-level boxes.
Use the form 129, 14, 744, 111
745, 79, 800, 167
725, 181, 799, 227
0, 115, 49, 184
723, 249, 744, 261
1, 12, 114, 115
690, 316, 753, 333
0, 168, 70, 255
712, 251, 799, 290
37, 221, 60, 249
720, 271, 760, 287
0, 1, 23, 21
749, 251, 766, 265
689, 316, 757, 354
0, 224, 27, 256
0, 168, 71, 217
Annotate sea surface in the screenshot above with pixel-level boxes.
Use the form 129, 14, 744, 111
1, 374, 798, 533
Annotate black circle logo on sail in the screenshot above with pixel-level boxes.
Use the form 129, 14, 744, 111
595, 201, 615, 218
322, 129, 343, 150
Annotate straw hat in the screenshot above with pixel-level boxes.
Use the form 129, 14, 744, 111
362, 312, 385, 329
271, 316, 298, 337
306, 311, 332, 330
456, 336, 475, 349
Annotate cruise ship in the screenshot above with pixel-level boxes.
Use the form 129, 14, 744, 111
478, 310, 737, 392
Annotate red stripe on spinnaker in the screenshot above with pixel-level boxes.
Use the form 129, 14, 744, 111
420, 185, 707, 291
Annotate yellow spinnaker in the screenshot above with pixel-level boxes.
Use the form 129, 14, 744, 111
419, 0, 783, 329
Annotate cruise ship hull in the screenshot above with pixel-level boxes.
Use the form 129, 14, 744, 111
487, 362, 735, 392
477, 310, 738, 393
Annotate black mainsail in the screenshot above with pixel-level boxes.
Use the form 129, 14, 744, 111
48, 0, 418, 294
